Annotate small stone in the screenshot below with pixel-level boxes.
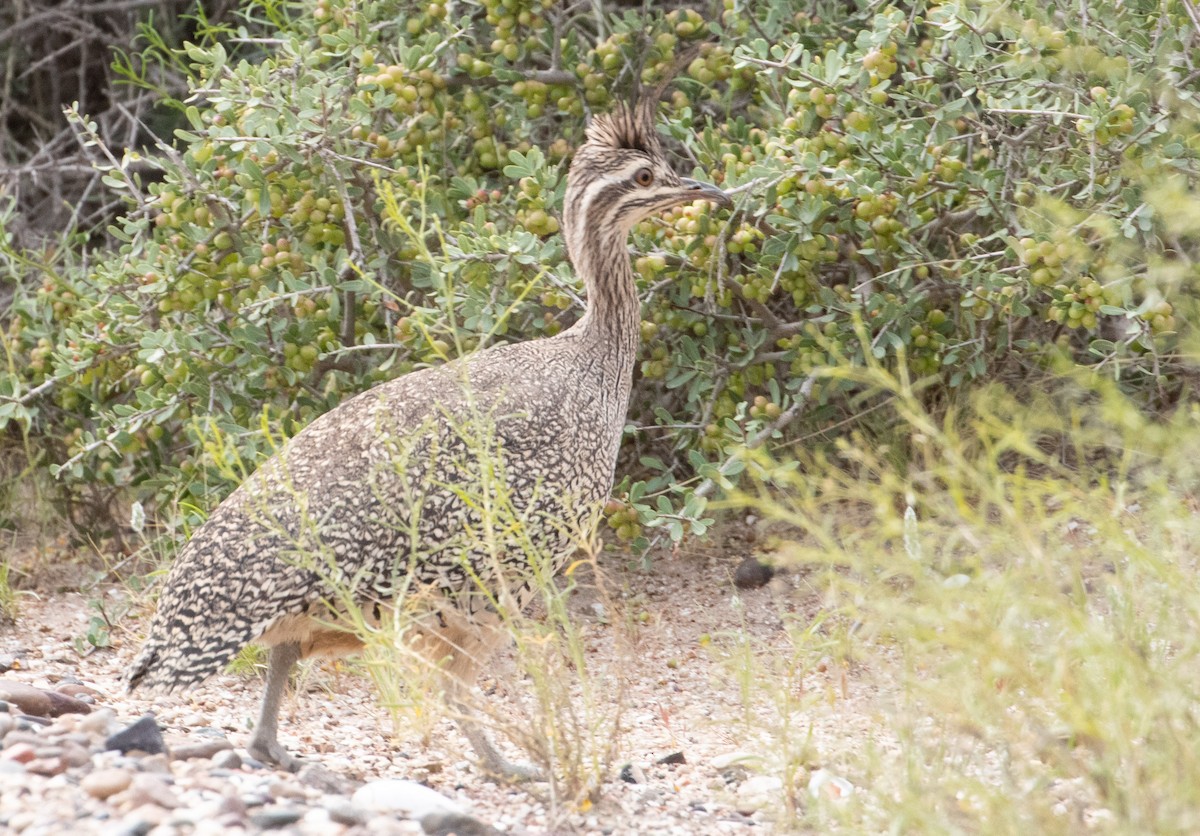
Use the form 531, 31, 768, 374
325, 799, 368, 827
656, 751, 686, 765
139, 753, 172, 773
0, 758, 25, 775
269, 778, 308, 800
83, 767, 134, 800
421, 812, 504, 836
352, 778, 465, 818
105, 714, 166, 756
211, 749, 242, 770
619, 763, 645, 784
125, 773, 182, 809
216, 790, 248, 818
807, 768, 854, 801
26, 755, 67, 776
62, 740, 92, 767
710, 751, 759, 770
79, 708, 118, 737
0, 655, 19, 673
171, 738, 232, 761
299, 761, 355, 793
733, 557, 774, 590
737, 774, 784, 809
249, 806, 304, 829
0, 712, 13, 739
122, 803, 168, 831
0, 681, 52, 716
56, 682, 102, 701
2, 741, 36, 763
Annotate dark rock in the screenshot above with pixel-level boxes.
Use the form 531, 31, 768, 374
249, 806, 304, 829
733, 557, 774, 590
422, 812, 505, 836
656, 751, 686, 765
105, 714, 167, 756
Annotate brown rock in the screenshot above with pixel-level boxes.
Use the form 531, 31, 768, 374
0, 681, 52, 716
43, 690, 92, 716
82, 767, 134, 800
171, 737, 233, 761
55, 683, 102, 701
2, 741, 36, 763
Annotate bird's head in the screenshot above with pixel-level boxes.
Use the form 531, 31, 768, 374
562, 100, 731, 261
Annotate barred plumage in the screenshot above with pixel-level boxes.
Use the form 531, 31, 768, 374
124, 100, 730, 778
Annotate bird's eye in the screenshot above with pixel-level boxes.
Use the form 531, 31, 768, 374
633, 168, 654, 187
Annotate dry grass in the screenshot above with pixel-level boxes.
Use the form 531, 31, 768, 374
710, 358, 1200, 832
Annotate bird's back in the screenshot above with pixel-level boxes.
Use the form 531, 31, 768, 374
126, 330, 628, 691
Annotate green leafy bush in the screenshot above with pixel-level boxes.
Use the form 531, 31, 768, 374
1, 0, 1197, 540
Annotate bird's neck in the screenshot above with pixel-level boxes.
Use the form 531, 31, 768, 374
566, 229, 641, 387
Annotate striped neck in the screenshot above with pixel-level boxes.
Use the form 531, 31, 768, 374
565, 227, 641, 394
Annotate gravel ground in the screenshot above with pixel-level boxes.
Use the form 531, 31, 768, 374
0, 541, 881, 834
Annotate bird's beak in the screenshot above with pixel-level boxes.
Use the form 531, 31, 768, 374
678, 177, 734, 209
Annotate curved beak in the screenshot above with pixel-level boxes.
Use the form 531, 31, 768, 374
679, 177, 733, 209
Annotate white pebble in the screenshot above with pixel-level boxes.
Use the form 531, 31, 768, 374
352, 778, 465, 819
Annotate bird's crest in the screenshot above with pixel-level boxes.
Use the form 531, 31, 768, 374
584, 99, 661, 156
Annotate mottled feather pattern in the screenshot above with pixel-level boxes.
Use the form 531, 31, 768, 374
125, 98, 720, 708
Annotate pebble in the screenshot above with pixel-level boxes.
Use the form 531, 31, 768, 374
0, 681, 51, 715
2, 740, 37, 763
807, 768, 854, 801
125, 773, 183, 809
736, 774, 783, 810
172, 737, 233, 761
421, 811, 504, 836
105, 714, 167, 756
352, 778, 465, 818
211, 749, 242, 770
83, 767, 135, 799
248, 805, 304, 829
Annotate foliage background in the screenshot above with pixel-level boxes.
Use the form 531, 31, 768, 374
3, 0, 1200, 829
2, 0, 1198, 542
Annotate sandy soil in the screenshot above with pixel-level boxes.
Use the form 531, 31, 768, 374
0, 533, 886, 834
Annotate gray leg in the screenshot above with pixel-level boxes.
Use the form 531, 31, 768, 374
452, 702, 542, 783
247, 642, 303, 772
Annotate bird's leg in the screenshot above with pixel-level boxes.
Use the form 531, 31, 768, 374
248, 641, 303, 772
451, 700, 542, 783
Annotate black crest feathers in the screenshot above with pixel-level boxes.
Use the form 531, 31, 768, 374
584, 98, 660, 155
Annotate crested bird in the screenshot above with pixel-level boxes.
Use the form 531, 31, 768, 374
124, 98, 731, 780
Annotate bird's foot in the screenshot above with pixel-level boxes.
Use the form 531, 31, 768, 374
247, 737, 303, 773
476, 752, 544, 784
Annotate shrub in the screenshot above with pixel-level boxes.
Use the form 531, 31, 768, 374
0, 0, 1196, 541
